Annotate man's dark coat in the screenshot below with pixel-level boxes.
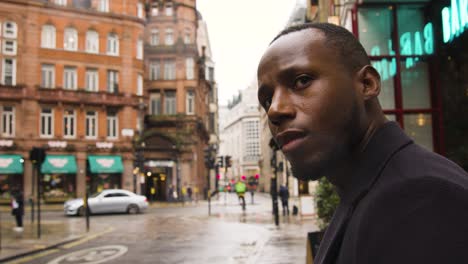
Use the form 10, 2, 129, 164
314, 122, 468, 264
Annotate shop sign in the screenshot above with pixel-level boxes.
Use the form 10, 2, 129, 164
48, 158, 68, 168
121, 129, 134, 137
0, 140, 13, 147
442, 0, 468, 43
371, 23, 433, 81
146, 160, 174, 167
48, 141, 67, 148
96, 142, 113, 149
96, 159, 115, 168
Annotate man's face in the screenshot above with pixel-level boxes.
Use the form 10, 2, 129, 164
257, 29, 363, 181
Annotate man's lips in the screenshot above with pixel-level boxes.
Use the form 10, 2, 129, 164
275, 130, 307, 152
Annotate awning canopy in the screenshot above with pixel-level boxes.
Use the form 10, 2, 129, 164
41, 155, 77, 174
88, 155, 123, 174
0, 154, 24, 174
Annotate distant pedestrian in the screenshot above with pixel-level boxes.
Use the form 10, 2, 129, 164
11, 187, 24, 232
279, 185, 289, 216
187, 186, 193, 202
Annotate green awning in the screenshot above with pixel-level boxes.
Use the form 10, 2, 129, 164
0, 154, 24, 174
88, 155, 123, 174
41, 155, 77, 174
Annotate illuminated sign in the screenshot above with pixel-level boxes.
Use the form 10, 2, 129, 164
442, 0, 468, 43
371, 23, 433, 81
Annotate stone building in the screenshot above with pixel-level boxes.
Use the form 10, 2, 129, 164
141, 0, 215, 201
0, 0, 145, 203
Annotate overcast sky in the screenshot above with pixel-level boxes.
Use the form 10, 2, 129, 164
196, 0, 299, 106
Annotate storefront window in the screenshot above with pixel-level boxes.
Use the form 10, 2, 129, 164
374, 64, 395, 110
401, 60, 431, 109
403, 113, 433, 151
397, 5, 432, 56
43, 174, 76, 202
358, 7, 393, 55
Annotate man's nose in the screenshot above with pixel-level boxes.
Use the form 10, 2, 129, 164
267, 89, 295, 126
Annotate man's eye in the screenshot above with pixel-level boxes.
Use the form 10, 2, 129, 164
294, 75, 313, 89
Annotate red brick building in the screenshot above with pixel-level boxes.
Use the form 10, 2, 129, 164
0, 0, 145, 203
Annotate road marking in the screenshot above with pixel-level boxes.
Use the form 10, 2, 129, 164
47, 245, 128, 264
6, 249, 60, 264
62, 226, 114, 249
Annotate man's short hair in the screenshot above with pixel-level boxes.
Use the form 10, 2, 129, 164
271, 23, 371, 74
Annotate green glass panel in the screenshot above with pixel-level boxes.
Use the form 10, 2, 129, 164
0, 154, 23, 174
41, 155, 77, 174
358, 7, 393, 55
404, 113, 433, 151
401, 59, 431, 109
88, 155, 124, 174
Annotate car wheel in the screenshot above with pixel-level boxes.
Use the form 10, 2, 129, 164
127, 204, 139, 214
77, 206, 86, 216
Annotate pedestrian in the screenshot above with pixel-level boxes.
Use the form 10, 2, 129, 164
187, 186, 193, 202
257, 22, 468, 264
278, 184, 289, 216
234, 179, 247, 210
11, 187, 24, 233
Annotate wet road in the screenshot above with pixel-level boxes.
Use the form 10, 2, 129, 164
9, 193, 318, 264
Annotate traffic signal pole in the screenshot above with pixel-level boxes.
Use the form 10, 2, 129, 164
271, 150, 279, 226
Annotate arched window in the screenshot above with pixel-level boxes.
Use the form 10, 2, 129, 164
64, 27, 78, 51
3, 21, 17, 39
107, 33, 119, 56
86, 30, 99, 53
41, 25, 56, 48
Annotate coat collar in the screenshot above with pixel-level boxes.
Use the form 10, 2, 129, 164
338, 121, 413, 205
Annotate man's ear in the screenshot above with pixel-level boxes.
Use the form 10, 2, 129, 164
356, 65, 381, 100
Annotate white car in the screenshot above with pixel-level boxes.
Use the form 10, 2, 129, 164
64, 189, 148, 216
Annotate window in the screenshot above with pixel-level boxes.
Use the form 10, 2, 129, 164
186, 90, 195, 115
137, 74, 143, 96
41, 25, 56, 48
151, 3, 159, 16
243, 120, 260, 161
86, 69, 99, 92
136, 39, 143, 59
98, 0, 109, 12
150, 92, 161, 115
164, 91, 176, 115
106, 111, 118, 139
165, 28, 174, 45
41, 64, 55, 88
85, 111, 97, 139
1, 58, 16, 86
86, 30, 99, 53
55, 0, 66, 6
150, 29, 159, 46
1, 106, 15, 137
184, 28, 191, 44
207, 67, 214, 82
63, 67, 77, 90
3, 39, 17, 55
186, 58, 194, 80
40, 108, 54, 138
64, 27, 77, 51
165, 2, 173, 16
163, 59, 176, 80
107, 33, 119, 55
107, 70, 118, 93
63, 109, 76, 138
3, 22, 17, 39
137, 2, 144, 18
149, 61, 160, 80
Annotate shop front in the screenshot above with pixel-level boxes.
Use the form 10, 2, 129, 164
87, 155, 124, 193
144, 160, 173, 202
352, 0, 467, 167
0, 154, 24, 204
41, 155, 77, 203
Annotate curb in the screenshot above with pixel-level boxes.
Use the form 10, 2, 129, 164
0, 235, 84, 263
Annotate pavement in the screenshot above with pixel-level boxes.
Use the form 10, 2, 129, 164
0, 201, 204, 262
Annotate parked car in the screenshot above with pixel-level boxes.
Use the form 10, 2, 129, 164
64, 189, 148, 216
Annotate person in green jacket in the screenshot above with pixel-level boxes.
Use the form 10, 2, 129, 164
235, 179, 247, 210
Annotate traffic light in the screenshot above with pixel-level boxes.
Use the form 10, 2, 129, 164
225, 155, 232, 168
241, 175, 246, 181
204, 147, 213, 168
217, 156, 224, 168
255, 174, 260, 179
30, 147, 46, 164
